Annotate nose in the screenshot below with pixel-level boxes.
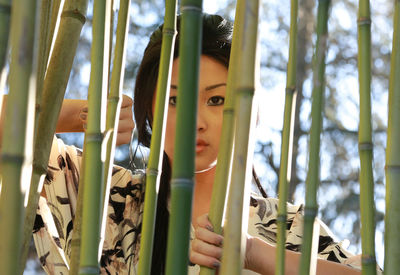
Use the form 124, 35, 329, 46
196, 104, 207, 132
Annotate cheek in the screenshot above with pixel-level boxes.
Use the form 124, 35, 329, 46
164, 112, 176, 158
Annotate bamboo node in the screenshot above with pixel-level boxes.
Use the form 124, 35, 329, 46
385, 164, 400, 172
303, 206, 318, 219
163, 27, 177, 37
0, 153, 24, 164
32, 163, 48, 175
146, 167, 159, 176
61, 9, 86, 25
0, 3, 11, 14
170, 178, 193, 188
358, 142, 373, 151
78, 266, 100, 274
276, 214, 287, 223
285, 86, 296, 95
236, 86, 255, 95
357, 17, 372, 26
180, 5, 202, 13
85, 133, 103, 142
361, 255, 376, 265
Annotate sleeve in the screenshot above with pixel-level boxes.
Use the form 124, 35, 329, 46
247, 195, 383, 273
32, 137, 81, 274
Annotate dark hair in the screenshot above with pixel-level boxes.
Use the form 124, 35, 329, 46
133, 14, 233, 275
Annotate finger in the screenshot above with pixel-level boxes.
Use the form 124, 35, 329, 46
191, 238, 223, 259
196, 214, 213, 230
121, 95, 133, 108
190, 250, 221, 269
116, 131, 132, 146
119, 105, 133, 119
117, 119, 135, 132
195, 227, 223, 247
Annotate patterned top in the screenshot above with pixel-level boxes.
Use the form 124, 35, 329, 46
33, 138, 363, 274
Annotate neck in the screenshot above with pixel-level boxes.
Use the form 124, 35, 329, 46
192, 166, 216, 226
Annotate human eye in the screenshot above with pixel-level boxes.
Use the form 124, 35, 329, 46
169, 96, 177, 106
207, 96, 225, 106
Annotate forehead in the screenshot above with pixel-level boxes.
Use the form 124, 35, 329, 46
170, 55, 228, 85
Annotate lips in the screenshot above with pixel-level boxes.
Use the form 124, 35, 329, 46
195, 139, 208, 153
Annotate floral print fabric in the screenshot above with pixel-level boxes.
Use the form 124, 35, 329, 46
33, 138, 364, 274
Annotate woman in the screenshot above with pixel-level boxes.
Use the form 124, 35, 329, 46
32, 14, 363, 274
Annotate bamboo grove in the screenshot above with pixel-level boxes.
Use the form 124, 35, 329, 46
0, 0, 398, 274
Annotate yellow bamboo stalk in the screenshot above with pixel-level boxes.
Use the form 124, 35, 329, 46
219, 0, 260, 274
0, 1, 38, 274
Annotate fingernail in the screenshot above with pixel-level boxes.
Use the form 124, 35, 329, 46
219, 239, 223, 246
206, 225, 214, 232
83, 123, 87, 129
213, 262, 220, 268
82, 107, 88, 113
80, 113, 87, 120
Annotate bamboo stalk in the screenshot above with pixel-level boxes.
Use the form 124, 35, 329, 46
46, 0, 62, 64
78, 1, 111, 274
21, 0, 89, 272
100, 0, 131, 259
0, 0, 11, 77
199, 3, 241, 275
384, 0, 400, 273
137, 1, 177, 274
357, 1, 377, 274
164, 1, 203, 274
0, 0, 11, 104
275, 0, 298, 274
219, 1, 260, 274
299, 1, 331, 274
0, 1, 38, 274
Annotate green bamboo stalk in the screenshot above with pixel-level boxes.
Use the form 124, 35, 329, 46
299, 1, 330, 274
384, 0, 400, 273
78, 1, 111, 274
275, 0, 298, 274
46, 0, 62, 64
164, 1, 203, 274
199, 3, 243, 275
137, 1, 177, 274
219, 1, 260, 274
0, 0, 11, 75
21, 0, 89, 272
100, 0, 131, 256
36, 0, 54, 106
0, 1, 38, 274
357, 1, 377, 274
0, 0, 11, 97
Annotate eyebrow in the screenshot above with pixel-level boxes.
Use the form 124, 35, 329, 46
170, 83, 227, 91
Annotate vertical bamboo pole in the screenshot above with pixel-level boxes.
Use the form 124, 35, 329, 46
357, 1, 377, 274
219, 1, 260, 274
0, 0, 11, 106
78, 1, 111, 274
384, 0, 400, 273
22, 0, 89, 272
199, 3, 242, 275
0, 1, 37, 274
137, 1, 177, 275
0, 0, 11, 78
275, 0, 298, 274
299, 1, 330, 275
165, 1, 203, 274
100, 0, 131, 257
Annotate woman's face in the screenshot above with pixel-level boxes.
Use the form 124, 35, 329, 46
156, 55, 228, 172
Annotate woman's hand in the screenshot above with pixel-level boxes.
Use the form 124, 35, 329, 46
190, 214, 224, 269
79, 95, 134, 146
